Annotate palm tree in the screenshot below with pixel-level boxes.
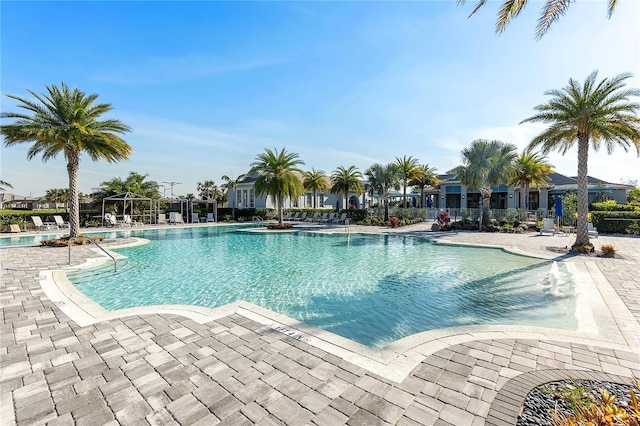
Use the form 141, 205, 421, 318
523, 71, 640, 249
395, 156, 420, 208
331, 166, 363, 210
458, 0, 620, 39
365, 163, 400, 222
0, 180, 12, 191
1, 83, 132, 238
303, 169, 329, 209
221, 174, 246, 219
509, 150, 553, 211
409, 164, 439, 209
197, 180, 219, 201
250, 148, 305, 224
455, 139, 518, 230
45, 188, 69, 211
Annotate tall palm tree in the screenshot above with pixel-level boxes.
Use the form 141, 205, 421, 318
197, 180, 219, 201
523, 71, 640, 249
395, 156, 420, 208
331, 165, 363, 210
457, 0, 620, 39
455, 139, 518, 229
1, 83, 132, 238
303, 169, 329, 209
509, 150, 553, 210
0, 180, 12, 191
250, 148, 305, 224
221, 174, 246, 219
365, 163, 400, 222
409, 164, 439, 209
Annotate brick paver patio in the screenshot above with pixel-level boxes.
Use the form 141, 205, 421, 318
1, 224, 638, 425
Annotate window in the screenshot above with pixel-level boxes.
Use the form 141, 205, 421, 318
242, 190, 248, 209
236, 190, 242, 208
249, 189, 255, 208
318, 193, 324, 208
292, 197, 299, 208
306, 193, 313, 207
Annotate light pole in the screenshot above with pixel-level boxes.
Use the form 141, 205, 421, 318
162, 181, 182, 199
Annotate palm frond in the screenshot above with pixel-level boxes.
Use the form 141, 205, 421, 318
535, 0, 571, 39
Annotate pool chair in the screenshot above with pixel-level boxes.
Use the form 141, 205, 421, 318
206, 213, 215, 223
158, 213, 167, 225
332, 213, 348, 224
169, 212, 184, 224
192, 213, 200, 224
588, 223, 599, 238
53, 215, 70, 228
289, 212, 301, 221
295, 212, 308, 222
283, 212, 293, 221
104, 213, 118, 227
306, 213, 319, 222
320, 213, 335, 223
314, 212, 328, 223
539, 218, 557, 236
123, 215, 140, 227
32, 216, 58, 231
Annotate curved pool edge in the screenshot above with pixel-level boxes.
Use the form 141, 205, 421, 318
39, 236, 639, 383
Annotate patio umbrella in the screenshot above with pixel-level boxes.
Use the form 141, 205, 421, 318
426, 196, 432, 208
412, 197, 417, 207
555, 197, 563, 217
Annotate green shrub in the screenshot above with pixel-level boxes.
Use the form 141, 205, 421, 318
591, 211, 640, 234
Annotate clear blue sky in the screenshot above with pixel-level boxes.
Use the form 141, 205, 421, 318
1, 1, 639, 197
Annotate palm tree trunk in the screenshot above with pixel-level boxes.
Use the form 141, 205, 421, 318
313, 190, 317, 209
520, 187, 526, 210
344, 191, 348, 210
403, 184, 407, 208
384, 198, 390, 222
573, 136, 591, 248
67, 154, 80, 238
278, 195, 284, 224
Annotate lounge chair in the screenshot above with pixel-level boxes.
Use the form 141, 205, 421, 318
314, 213, 328, 223
206, 213, 215, 223
539, 218, 556, 235
320, 213, 335, 223
289, 212, 300, 221
332, 213, 348, 224
283, 212, 293, 221
295, 212, 308, 222
169, 212, 184, 224
192, 213, 200, 224
53, 215, 70, 228
158, 213, 167, 225
123, 215, 140, 227
588, 223, 599, 238
31, 216, 58, 231
104, 213, 118, 227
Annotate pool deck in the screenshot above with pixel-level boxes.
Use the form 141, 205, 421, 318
1, 222, 639, 425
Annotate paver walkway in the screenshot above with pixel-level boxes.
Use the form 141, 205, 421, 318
1, 224, 639, 425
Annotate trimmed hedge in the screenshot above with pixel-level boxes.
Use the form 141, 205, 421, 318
591, 211, 640, 234
0, 210, 102, 231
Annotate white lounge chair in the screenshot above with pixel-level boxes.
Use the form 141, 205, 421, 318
588, 223, 599, 238
53, 215, 70, 228
123, 215, 140, 227
332, 213, 348, 224
169, 212, 184, 224
158, 213, 167, 225
32, 216, 58, 231
206, 213, 215, 223
192, 213, 200, 224
539, 218, 556, 235
104, 213, 118, 227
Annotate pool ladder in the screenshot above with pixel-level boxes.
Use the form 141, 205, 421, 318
252, 216, 265, 227
68, 236, 117, 272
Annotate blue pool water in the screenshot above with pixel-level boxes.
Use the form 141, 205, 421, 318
67, 226, 577, 348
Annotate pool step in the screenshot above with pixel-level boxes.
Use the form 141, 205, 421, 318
66, 259, 151, 284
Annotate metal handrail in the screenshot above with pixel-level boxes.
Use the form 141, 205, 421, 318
68, 236, 117, 272
344, 218, 351, 243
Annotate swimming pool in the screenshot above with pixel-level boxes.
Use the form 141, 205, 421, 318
67, 225, 577, 348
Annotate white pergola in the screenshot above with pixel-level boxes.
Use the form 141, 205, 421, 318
101, 192, 157, 225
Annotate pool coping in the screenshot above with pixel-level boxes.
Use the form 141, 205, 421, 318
38, 234, 640, 382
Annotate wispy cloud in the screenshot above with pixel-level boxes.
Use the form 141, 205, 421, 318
92, 54, 291, 85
